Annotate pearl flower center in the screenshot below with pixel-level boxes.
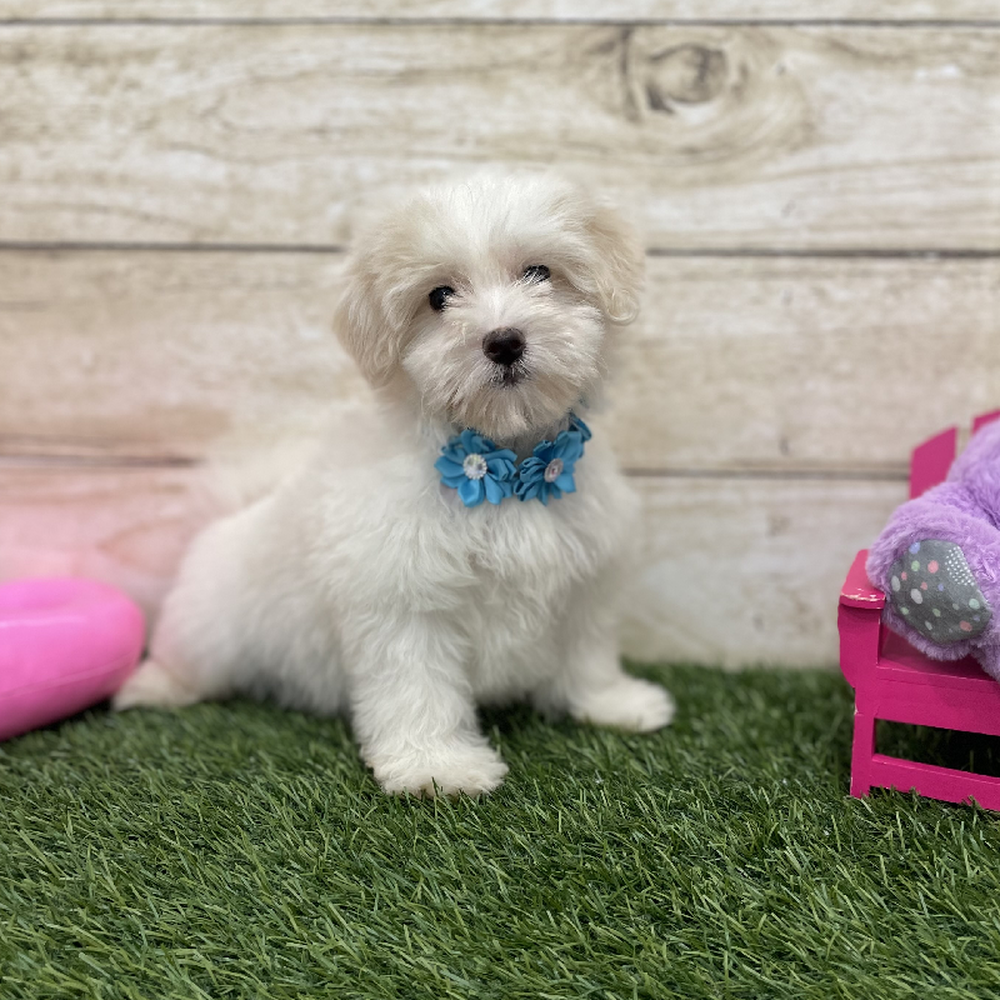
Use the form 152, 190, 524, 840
463, 453, 488, 481
544, 458, 564, 483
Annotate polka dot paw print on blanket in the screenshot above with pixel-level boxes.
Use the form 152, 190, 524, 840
887, 539, 992, 644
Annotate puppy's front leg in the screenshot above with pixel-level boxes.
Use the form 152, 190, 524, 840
539, 577, 675, 733
346, 614, 508, 797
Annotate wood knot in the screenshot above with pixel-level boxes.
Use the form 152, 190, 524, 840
643, 44, 728, 112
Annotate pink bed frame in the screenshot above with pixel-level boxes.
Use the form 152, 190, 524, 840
838, 409, 1000, 808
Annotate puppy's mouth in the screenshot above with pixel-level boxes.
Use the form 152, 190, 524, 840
490, 363, 529, 388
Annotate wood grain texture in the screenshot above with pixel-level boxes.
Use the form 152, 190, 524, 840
3, 251, 996, 473
0, 462, 905, 666
1, 12, 994, 671
622, 256, 1000, 473
6, 2, 999, 22
0, 463, 215, 618
2, 24, 999, 249
625, 475, 904, 667
0, 251, 365, 458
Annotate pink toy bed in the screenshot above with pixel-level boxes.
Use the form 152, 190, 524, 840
0, 577, 145, 741
839, 410, 1000, 809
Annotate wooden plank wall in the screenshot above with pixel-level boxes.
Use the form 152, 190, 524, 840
2, 3, 998, 667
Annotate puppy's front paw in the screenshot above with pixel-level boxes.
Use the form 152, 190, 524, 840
370, 741, 509, 798
572, 676, 675, 733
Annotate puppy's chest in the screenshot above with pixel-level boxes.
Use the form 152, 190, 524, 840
465, 500, 600, 576
455, 504, 604, 632
460, 539, 567, 692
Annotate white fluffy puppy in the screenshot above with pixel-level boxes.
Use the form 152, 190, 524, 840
115, 173, 674, 796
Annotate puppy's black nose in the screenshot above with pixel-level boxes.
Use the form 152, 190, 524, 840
483, 328, 526, 367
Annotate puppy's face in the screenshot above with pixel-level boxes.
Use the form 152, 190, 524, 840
335, 175, 643, 441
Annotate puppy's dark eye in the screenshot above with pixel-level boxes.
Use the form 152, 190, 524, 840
429, 285, 456, 311
523, 265, 550, 283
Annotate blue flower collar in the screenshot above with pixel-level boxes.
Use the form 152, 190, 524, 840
435, 413, 591, 508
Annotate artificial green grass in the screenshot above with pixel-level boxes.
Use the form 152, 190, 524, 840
3, 663, 1000, 999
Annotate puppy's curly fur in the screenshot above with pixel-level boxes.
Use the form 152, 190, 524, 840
115, 174, 674, 796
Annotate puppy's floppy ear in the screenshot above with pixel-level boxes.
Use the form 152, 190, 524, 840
333, 256, 400, 387
584, 199, 645, 326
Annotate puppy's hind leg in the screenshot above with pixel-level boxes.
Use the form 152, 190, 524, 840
113, 658, 204, 711
113, 589, 236, 711
114, 509, 262, 712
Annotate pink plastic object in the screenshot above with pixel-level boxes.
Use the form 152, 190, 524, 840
0, 578, 145, 741
839, 410, 1000, 808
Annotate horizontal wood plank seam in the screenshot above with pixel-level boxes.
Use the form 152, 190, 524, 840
647, 249, 1000, 260
2, 243, 999, 259
0, 455, 200, 469
622, 467, 908, 481
2, 18, 1000, 27
0, 455, 909, 481
0, 242, 350, 255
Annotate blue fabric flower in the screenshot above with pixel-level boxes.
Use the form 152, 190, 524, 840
514, 426, 586, 505
435, 429, 517, 507
569, 412, 592, 442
